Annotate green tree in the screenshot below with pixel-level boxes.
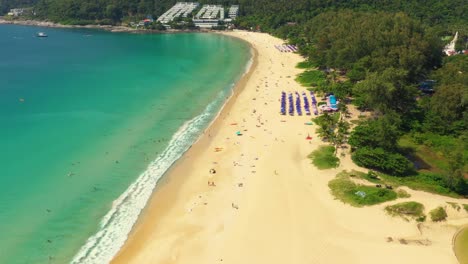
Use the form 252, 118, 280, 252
353, 68, 417, 115
444, 150, 468, 194
352, 147, 414, 176
348, 114, 401, 151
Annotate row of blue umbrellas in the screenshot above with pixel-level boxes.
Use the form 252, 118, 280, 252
310, 91, 319, 115
302, 92, 311, 115
281, 91, 319, 116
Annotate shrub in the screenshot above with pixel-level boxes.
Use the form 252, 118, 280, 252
296, 60, 317, 69
397, 189, 411, 198
352, 147, 414, 176
385, 202, 425, 221
429, 207, 448, 222
308, 146, 339, 169
464, 204, 468, 213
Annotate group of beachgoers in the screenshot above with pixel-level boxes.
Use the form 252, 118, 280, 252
274, 44, 298, 53
280, 91, 320, 116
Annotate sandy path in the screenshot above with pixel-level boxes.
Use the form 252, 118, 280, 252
111, 31, 468, 264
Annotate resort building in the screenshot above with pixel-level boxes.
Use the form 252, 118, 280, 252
7, 8, 25, 17
157, 2, 240, 29
193, 5, 224, 28
157, 2, 200, 24
228, 5, 239, 19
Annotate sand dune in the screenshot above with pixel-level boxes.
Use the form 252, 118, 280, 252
111, 31, 468, 264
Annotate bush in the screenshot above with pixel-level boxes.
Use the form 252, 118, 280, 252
464, 204, 468, 213
329, 81, 353, 99
296, 60, 317, 69
352, 147, 414, 176
329, 172, 397, 207
308, 146, 339, 169
385, 202, 425, 221
397, 189, 411, 198
429, 207, 448, 222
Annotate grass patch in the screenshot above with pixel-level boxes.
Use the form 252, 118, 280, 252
455, 227, 468, 264
296, 60, 317, 69
429, 207, 448, 222
295, 70, 327, 87
447, 202, 461, 211
363, 171, 462, 198
399, 134, 468, 173
354, 171, 462, 198
464, 204, 468, 213
385, 202, 425, 222
397, 189, 411, 198
344, 170, 462, 198
328, 171, 397, 207
308, 146, 339, 169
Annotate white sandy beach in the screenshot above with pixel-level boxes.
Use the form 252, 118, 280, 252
111, 31, 468, 264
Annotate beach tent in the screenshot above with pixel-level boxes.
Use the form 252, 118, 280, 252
329, 95, 338, 109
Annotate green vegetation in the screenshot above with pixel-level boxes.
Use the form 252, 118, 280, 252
295, 70, 326, 87
385, 202, 426, 222
429, 206, 448, 222
398, 134, 468, 196
308, 146, 339, 169
328, 171, 397, 207
352, 147, 414, 176
296, 60, 317, 69
397, 189, 411, 198
464, 204, 468, 213
313, 112, 350, 161
352, 170, 463, 198
454, 227, 468, 264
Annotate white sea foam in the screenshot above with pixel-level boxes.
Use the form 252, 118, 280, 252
70, 96, 221, 264
71, 49, 253, 264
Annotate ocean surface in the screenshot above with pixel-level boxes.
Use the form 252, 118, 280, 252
0, 25, 250, 264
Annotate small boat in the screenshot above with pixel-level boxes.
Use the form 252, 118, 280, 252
37, 32, 48, 37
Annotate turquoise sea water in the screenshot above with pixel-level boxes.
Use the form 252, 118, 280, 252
0, 25, 250, 264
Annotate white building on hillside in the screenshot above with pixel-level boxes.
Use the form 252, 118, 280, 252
8, 8, 25, 17
157, 2, 199, 24
228, 5, 239, 19
193, 5, 224, 28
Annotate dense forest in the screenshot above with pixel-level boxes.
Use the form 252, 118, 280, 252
1, 0, 466, 195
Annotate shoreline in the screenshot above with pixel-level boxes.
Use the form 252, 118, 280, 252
0, 18, 212, 33
68, 32, 255, 264
110, 31, 468, 264
109, 31, 258, 263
